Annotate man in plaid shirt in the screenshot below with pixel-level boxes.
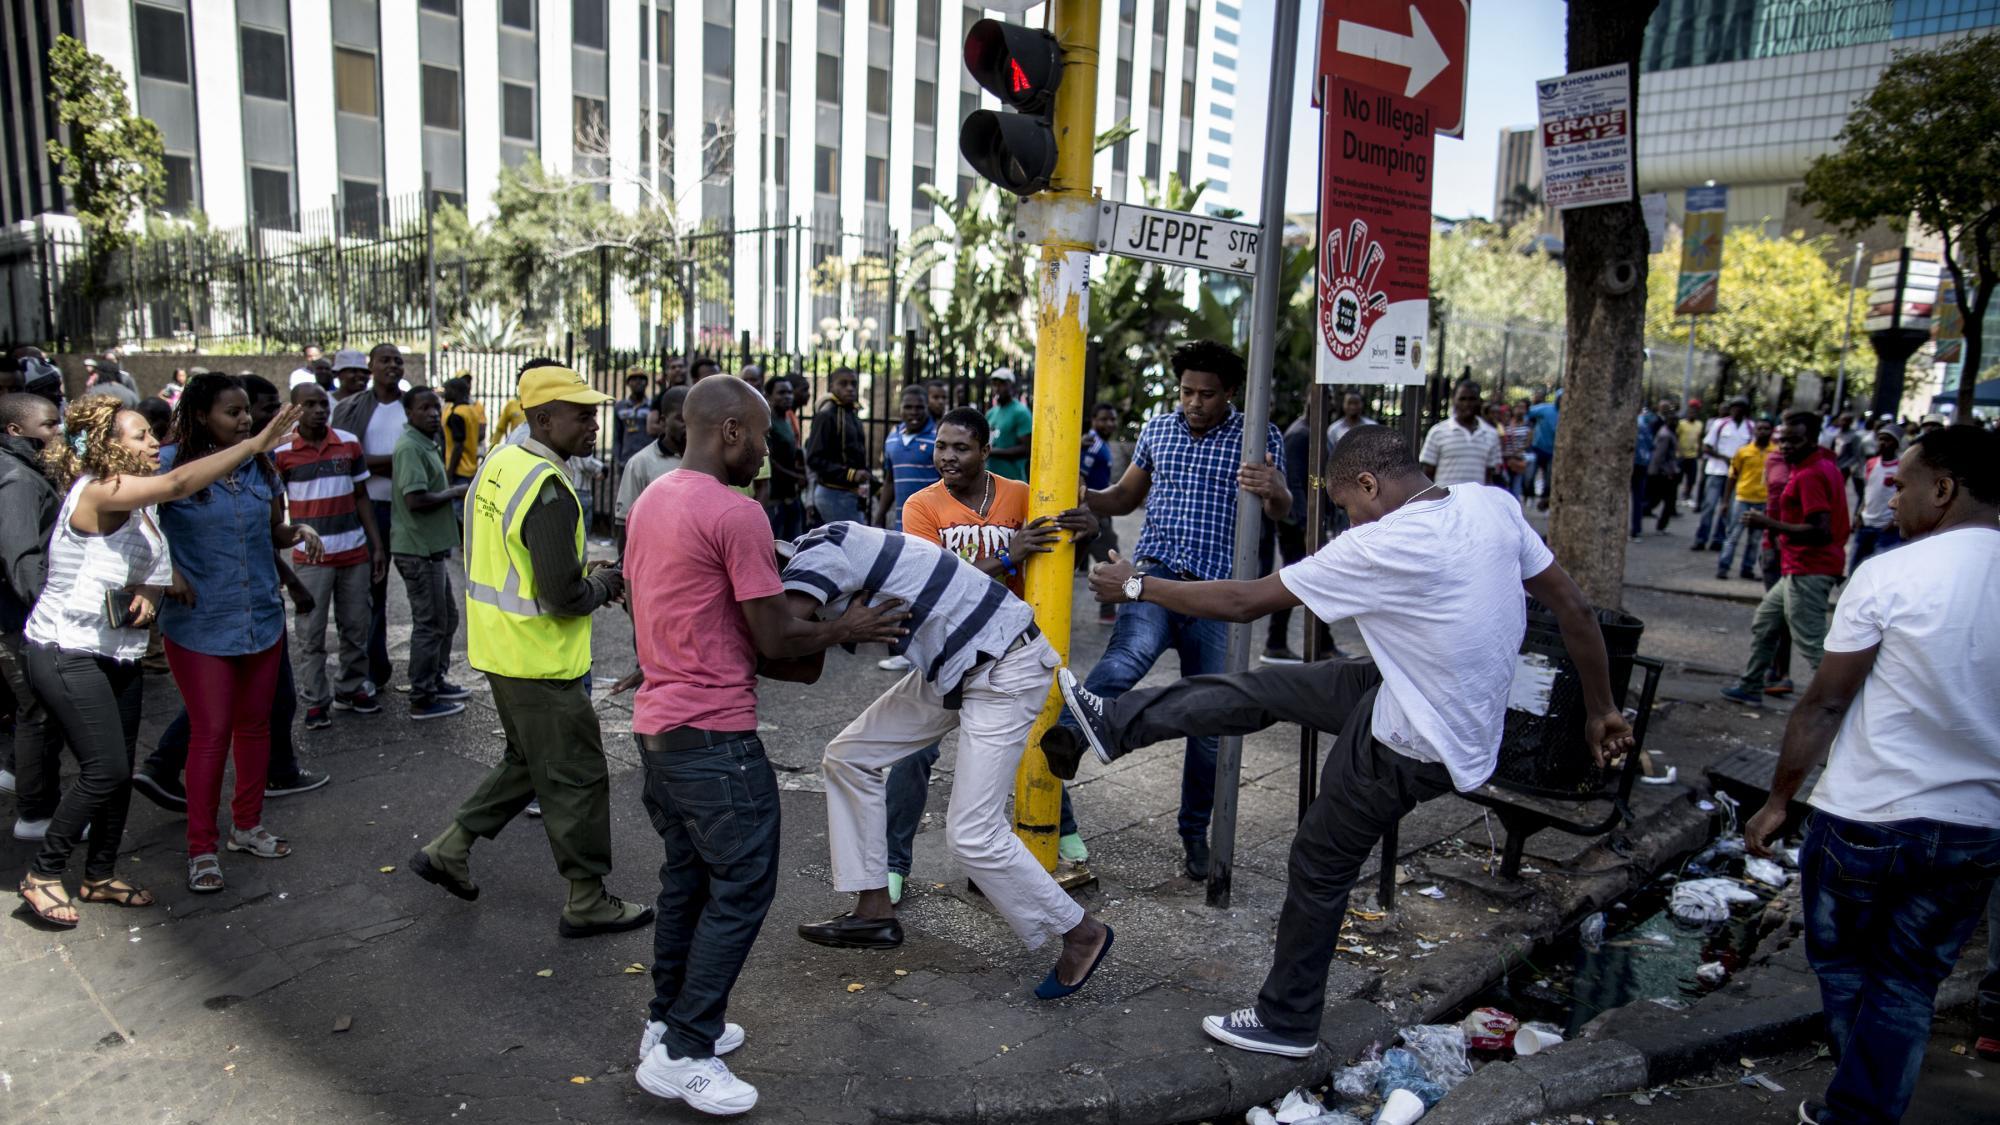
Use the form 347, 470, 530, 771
1060, 340, 1288, 880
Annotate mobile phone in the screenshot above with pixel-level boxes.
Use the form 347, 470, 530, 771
104, 589, 141, 629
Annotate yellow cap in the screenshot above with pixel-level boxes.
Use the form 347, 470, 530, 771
518, 366, 613, 410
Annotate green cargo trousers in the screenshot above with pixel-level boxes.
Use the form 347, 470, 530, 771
1735, 573, 1837, 693
451, 672, 612, 881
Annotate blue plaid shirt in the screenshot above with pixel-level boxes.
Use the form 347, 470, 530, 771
1130, 407, 1286, 581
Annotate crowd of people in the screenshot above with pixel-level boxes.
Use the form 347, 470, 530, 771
1, 335, 1993, 1124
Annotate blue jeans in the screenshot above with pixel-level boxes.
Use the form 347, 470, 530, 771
1717, 500, 1763, 574
1802, 812, 2000, 1124
1530, 448, 1555, 501
1980, 886, 2000, 1037
1692, 474, 1732, 545
1061, 565, 1231, 842
640, 732, 782, 1060
812, 485, 865, 526
1851, 523, 1902, 570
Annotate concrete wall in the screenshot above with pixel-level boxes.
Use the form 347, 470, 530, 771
53, 353, 430, 401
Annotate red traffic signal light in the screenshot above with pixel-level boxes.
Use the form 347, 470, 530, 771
961, 18, 1066, 196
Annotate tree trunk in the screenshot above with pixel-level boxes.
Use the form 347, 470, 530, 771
1548, 0, 1659, 611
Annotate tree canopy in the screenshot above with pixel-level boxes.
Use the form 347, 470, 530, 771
1803, 32, 2000, 416
45, 34, 164, 252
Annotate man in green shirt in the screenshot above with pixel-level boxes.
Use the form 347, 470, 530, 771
392, 387, 470, 721
985, 367, 1033, 481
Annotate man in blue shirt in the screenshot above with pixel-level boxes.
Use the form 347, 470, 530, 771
875, 385, 939, 530
1062, 341, 1289, 879
1526, 390, 1561, 511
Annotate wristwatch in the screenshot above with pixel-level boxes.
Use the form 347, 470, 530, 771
1122, 574, 1145, 603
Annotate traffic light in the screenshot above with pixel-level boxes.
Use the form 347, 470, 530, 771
960, 18, 1065, 195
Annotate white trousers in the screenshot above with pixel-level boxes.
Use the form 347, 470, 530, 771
821, 635, 1084, 950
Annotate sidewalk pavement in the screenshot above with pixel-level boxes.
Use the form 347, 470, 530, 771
0, 515, 1788, 1123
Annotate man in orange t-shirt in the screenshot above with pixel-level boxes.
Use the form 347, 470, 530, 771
883, 407, 1095, 902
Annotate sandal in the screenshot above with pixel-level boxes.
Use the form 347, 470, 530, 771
225, 825, 291, 859
187, 853, 225, 894
18, 873, 79, 928
79, 877, 155, 908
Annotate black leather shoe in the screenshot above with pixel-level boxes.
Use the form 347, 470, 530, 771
797, 912, 904, 950
1184, 837, 1211, 880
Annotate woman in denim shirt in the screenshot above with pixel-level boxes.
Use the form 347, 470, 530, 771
159, 375, 324, 893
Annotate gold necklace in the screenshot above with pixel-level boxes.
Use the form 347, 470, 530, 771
975, 471, 993, 519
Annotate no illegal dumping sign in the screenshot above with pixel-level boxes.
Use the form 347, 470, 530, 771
1317, 78, 1433, 386
1535, 63, 1634, 210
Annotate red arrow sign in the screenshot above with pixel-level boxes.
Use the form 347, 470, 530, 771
1315, 0, 1469, 137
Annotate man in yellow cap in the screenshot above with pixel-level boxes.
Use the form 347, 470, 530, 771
410, 358, 652, 938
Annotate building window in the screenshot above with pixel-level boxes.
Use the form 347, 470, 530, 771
501, 81, 535, 140
1216, 27, 1236, 45
574, 0, 607, 48
1213, 103, 1232, 121
866, 67, 889, 115
1213, 77, 1233, 95
422, 65, 460, 129
912, 164, 933, 209
704, 24, 733, 79
960, 90, 978, 124
1186, 2, 1200, 43
1120, 0, 1135, 23
1112, 139, 1129, 172
162, 154, 196, 214
869, 0, 892, 25
640, 7, 672, 58
134, 5, 190, 83
820, 0, 841, 11
1183, 78, 1197, 115
1153, 0, 1169, 34
1177, 149, 1191, 183
334, 47, 378, 117
1208, 126, 1230, 143
957, 174, 974, 203
775, 41, 790, 92
430, 189, 464, 212
773, 136, 788, 186
420, 0, 458, 13
1216, 1, 1238, 19
1150, 70, 1165, 107
814, 145, 837, 193
250, 167, 292, 228
917, 0, 939, 39
341, 179, 382, 237
703, 121, 732, 176
1146, 141, 1160, 180
1117, 57, 1133, 97
817, 53, 840, 102
1208, 154, 1229, 170
575, 95, 608, 152
865, 156, 887, 203
501, 0, 533, 31
1217, 52, 1235, 71
915, 79, 936, 127
240, 27, 289, 100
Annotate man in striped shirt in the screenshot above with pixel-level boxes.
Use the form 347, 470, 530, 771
1418, 380, 1503, 487
786, 520, 1114, 999
275, 383, 386, 728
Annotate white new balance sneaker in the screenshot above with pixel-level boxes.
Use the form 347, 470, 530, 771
635, 1047, 758, 1116
639, 1019, 744, 1063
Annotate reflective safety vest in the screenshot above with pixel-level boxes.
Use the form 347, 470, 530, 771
463, 444, 591, 679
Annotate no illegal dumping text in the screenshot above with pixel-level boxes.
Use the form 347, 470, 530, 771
1318, 78, 1432, 386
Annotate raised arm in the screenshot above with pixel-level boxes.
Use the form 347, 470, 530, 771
84, 404, 302, 514
739, 589, 908, 660
1085, 551, 1299, 624
1085, 461, 1152, 517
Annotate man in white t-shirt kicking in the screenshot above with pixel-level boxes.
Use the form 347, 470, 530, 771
1745, 425, 2000, 1125
1042, 425, 1634, 1058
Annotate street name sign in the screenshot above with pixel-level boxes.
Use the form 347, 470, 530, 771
1316, 78, 1434, 386
1315, 0, 1470, 137
1096, 202, 1261, 276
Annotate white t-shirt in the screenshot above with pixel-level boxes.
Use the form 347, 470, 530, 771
1418, 419, 1503, 486
362, 399, 407, 502
1703, 417, 1754, 475
1279, 485, 1555, 791
1858, 457, 1898, 529
1807, 525, 2000, 828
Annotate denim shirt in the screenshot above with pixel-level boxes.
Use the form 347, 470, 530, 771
156, 443, 285, 657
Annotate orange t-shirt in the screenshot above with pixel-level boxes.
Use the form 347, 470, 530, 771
899, 475, 1030, 595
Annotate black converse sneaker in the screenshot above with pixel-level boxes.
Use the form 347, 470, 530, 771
1056, 668, 1118, 766
1201, 1006, 1317, 1058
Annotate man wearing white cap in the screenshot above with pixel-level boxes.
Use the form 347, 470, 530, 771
328, 348, 370, 403
985, 368, 1032, 481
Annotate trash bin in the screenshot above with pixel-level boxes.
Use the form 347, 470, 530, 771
1490, 599, 1645, 798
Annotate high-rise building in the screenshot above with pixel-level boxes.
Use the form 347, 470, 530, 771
1636, 0, 2000, 234
2, 1, 1236, 234
1491, 125, 1542, 226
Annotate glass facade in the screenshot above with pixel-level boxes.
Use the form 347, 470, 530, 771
1643, 0, 2000, 73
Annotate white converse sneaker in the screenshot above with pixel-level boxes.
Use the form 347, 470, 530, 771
635, 1047, 758, 1115
639, 1019, 744, 1063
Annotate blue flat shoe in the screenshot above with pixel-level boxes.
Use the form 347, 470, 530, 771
1033, 924, 1114, 1000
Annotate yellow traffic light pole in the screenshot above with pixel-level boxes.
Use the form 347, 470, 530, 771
1014, 0, 1100, 872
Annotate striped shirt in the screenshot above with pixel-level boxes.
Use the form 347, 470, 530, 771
25, 476, 173, 661
1419, 419, 1502, 486
273, 427, 371, 566
1129, 407, 1287, 582
782, 521, 1035, 695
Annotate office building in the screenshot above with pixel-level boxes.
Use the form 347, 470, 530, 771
1491, 124, 1542, 226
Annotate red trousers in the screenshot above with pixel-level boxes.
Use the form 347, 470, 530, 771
165, 637, 283, 857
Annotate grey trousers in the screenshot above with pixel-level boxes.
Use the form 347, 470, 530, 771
394, 554, 457, 703
293, 560, 372, 708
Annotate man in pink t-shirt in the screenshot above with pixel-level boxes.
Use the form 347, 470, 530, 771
623, 377, 905, 1116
